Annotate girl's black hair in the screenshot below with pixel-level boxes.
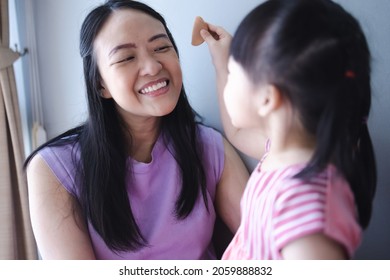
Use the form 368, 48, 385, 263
24, 0, 207, 251
231, 0, 376, 229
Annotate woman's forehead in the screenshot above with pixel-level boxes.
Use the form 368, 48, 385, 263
93, 9, 167, 56
102, 9, 165, 34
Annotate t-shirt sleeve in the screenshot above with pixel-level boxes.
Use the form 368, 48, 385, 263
323, 166, 362, 257
38, 144, 79, 197
272, 178, 327, 253
197, 125, 225, 201
272, 169, 361, 258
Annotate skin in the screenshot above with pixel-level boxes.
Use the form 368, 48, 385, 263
27, 9, 249, 259
27, 154, 96, 259
200, 25, 267, 160
201, 24, 346, 260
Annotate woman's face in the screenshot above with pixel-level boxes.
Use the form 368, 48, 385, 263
94, 9, 182, 120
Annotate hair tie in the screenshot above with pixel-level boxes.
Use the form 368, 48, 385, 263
345, 70, 356, 79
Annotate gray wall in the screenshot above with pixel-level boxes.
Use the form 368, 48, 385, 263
29, 0, 389, 259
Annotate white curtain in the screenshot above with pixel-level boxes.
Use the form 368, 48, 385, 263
0, 0, 37, 260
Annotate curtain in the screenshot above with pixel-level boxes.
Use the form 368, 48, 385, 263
0, 0, 37, 259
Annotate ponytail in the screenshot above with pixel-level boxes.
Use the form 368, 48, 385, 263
296, 69, 376, 229
349, 124, 377, 229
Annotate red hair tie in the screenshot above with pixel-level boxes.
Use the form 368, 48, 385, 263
345, 70, 356, 78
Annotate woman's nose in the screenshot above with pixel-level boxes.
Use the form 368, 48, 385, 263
139, 54, 162, 76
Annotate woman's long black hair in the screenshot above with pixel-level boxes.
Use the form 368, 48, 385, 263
231, 0, 376, 229
25, 0, 207, 251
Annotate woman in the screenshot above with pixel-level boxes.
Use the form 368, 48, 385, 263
25, 0, 248, 259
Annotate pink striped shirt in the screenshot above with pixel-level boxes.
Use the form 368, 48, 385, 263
222, 163, 362, 260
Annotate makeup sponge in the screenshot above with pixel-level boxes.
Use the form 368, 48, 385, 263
191, 16, 209, 46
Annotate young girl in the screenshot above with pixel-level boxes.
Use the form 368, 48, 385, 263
201, 0, 376, 259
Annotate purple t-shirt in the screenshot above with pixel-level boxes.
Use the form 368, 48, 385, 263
39, 124, 224, 259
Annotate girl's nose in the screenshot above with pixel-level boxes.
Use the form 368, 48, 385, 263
139, 55, 162, 76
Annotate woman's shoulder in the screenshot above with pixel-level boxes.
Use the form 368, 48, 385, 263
38, 137, 80, 164
196, 123, 223, 143
195, 123, 225, 187
33, 126, 83, 165
196, 123, 225, 156
32, 138, 81, 195
25, 146, 80, 203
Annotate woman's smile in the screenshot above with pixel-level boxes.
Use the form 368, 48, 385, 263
139, 79, 170, 97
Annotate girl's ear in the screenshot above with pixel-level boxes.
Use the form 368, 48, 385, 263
257, 85, 282, 117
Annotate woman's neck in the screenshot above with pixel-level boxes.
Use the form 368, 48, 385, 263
123, 115, 162, 163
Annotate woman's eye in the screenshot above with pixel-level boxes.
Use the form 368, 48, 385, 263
117, 56, 134, 64
155, 45, 172, 52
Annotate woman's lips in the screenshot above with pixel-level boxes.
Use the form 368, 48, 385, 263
139, 79, 169, 97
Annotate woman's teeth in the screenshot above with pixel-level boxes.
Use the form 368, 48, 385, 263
140, 81, 167, 94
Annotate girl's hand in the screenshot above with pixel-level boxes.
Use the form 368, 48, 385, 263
200, 24, 232, 78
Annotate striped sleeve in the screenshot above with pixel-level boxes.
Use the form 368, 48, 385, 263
272, 175, 327, 251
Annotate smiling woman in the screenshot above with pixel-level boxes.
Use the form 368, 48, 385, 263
95, 9, 183, 119
23, 0, 249, 260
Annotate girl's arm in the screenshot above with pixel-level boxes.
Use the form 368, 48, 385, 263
27, 155, 96, 259
201, 24, 267, 160
281, 233, 347, 260
215, 138, 249, 232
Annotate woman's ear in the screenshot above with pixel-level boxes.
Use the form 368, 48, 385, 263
99, 82, 111, 99
257, 85, 282, 117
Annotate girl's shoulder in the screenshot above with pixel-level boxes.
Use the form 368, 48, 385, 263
274, 164, 349, 191
262, 163, 355, 218
271, 164, 361, 258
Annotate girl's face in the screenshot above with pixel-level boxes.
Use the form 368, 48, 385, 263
224, 57, 263, 129
94, 9, 182, 120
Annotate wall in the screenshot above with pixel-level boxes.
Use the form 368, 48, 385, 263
29, 0, 389, 259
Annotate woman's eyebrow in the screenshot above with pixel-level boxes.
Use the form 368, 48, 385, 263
108, 34, 169, 57
108, 43, 136, 58
148, 33, 169, 42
